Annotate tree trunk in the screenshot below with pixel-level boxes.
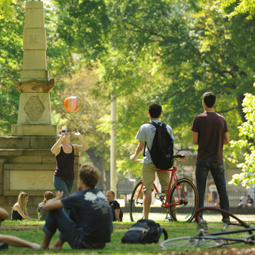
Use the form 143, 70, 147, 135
236, 94, 246, 123
86, 148, 105, 190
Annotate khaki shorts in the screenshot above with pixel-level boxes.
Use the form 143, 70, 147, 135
142, 163, 170, 192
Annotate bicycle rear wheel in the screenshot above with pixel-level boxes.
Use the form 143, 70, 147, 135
196, 207, 253, 245
169, 178, 198, 222
130, 180, 143, 222
159, 236, 224, 250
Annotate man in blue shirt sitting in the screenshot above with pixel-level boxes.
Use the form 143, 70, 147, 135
40, 164, 113, 250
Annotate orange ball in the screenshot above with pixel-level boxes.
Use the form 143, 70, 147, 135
64, 96, 82, 112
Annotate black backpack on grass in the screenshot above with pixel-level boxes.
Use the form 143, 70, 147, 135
144, 122, 174, 169
121, 219, 168, 244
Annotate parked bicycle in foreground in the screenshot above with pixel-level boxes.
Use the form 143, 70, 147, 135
130, 155, 199, 223
160, 206, 255, 250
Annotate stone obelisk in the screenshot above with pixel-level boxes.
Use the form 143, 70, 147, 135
12, 0, 57, 136
0, 1, 82, 218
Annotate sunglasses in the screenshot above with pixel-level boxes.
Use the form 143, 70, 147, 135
61, 130, 70, 133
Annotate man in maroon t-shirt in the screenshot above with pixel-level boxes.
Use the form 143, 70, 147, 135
191, 92, 230, 222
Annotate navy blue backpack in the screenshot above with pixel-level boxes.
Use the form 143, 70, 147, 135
121, 219, 168, 244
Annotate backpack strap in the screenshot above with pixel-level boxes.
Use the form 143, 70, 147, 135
143, 121, 165, 157
143, 142, 147, 157
161, 228, 168, 240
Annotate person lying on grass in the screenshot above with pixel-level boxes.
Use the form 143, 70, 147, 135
40, 164, 113, 250
0, 207, 40, 249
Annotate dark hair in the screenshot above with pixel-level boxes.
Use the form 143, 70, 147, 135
148, 103, 162, 118
79, 164, 101, 188
203, 92, 216, 108
43, 191, 54, 204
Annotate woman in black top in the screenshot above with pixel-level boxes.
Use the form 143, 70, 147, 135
11, 192, 31, 221
51, 129, 89, 196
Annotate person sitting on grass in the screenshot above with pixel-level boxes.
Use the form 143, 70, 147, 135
37, 191, 54, 221
40, 164, 113, 250
247, 195, 253, 207
11, 191, 32, 221
0, 207, 40, 250
106, 190, 123, 222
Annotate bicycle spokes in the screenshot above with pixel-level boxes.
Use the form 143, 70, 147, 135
130, 180, 144, 222
169, 178, 198, 222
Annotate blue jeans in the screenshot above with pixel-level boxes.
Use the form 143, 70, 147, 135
42, 209, 85, 249
53, 176, 74, 196
196, 159, 229, 212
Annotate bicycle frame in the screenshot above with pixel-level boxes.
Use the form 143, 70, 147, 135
159, 206, 255, 249
198, 226, 255, 244
194, 227, 255, 245
195, 207, 255, 246
130, 154, 198, 222
134, 167, 185, 208
155, 167, 181, 208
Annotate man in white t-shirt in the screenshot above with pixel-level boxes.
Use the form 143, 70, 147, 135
130, 103, 174, 219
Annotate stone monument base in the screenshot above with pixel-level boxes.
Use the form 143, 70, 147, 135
0, 136, 81, 219
11, 124, 57, 136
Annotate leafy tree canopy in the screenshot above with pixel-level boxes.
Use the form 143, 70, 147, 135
229, 90, 255, 187
221, 0, 255, 19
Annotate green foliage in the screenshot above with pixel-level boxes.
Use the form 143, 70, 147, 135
51, 0, 110, 60
0, 1, 24, 135
221, 0, 255, 19
1, 0, 255, 182
229, 92, 255, 187
50, 69, 111, 168
102, 0, 254, 173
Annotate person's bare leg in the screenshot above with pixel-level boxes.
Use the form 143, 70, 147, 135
0, 234, 40, 248
40, 234, 52, 249
50, 238, 64, 250
143, 189, 152, 219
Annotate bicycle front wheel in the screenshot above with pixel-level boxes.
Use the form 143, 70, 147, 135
159, 236, 224, 250
130, 180, 143, 222
169, 178, 198, 222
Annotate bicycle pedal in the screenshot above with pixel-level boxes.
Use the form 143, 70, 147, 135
158, 193, 166, 199
180, 199, 188, 205
165, 216, 173, 222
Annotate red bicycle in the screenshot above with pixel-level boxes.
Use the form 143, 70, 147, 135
130, 155, 199, 223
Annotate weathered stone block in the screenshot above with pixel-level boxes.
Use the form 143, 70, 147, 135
25, 1, 44, 28
0, 136, 57, 149
11, 125, 57, 136
12, 156, 44, 164
23, 51, 47, 69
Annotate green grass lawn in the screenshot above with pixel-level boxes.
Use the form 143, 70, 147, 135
0, 213, 253, 254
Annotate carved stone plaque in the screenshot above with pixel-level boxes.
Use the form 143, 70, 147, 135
23, 96, 45, 121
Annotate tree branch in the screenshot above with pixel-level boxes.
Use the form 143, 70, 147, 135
218, 106, 238, 113
124, 22, 167, 40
